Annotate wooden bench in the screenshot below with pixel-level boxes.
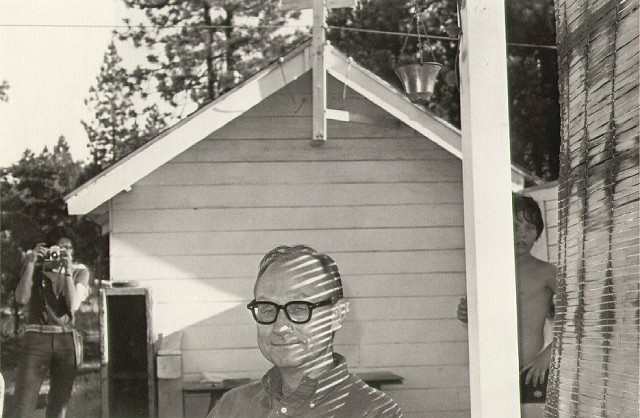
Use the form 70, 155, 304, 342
183, 371, 404, 415
358, 371, 405, 390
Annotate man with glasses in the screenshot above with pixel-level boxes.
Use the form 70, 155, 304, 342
207, 245, 402, 417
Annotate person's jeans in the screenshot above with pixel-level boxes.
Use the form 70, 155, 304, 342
8, 332, 77, 418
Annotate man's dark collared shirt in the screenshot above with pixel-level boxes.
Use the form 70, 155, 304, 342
207, 354, 402, 418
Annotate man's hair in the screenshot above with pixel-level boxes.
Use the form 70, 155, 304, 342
45, 225, 77, 248
513, 194, 544, 239
257, 245, 344, 302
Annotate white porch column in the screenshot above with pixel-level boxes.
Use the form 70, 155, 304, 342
458, 2, 521, 417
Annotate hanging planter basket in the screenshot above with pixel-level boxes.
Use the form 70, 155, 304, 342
395, 1, 442, 103
395, 62, 442, 103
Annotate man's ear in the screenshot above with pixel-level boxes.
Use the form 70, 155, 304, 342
330, 299, 349, 331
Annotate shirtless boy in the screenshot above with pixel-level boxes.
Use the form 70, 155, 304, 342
457, 194, 557, 409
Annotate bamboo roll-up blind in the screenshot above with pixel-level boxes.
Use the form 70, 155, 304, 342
547, 0, 639, 417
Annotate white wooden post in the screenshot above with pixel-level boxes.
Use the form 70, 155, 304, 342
282, 0, 356, 142
458, 2, 521, 417
312, 0, 328, 141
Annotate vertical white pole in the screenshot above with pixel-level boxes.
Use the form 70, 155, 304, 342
312, 0, 327, 141
458, 1, 521, 417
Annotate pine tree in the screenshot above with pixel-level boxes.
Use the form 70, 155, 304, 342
118, 0, 304, 109
82, 41, 165, 169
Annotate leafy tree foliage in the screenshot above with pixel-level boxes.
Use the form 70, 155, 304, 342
327, 0, 412, 82
506, 0, 559, 180
2, 137, 81, 233
82, 42, 168, 169
118, 0, 304, 108
328, 0, 559, 180
1, 136, 105, 309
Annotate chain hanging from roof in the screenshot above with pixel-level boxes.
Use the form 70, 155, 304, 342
394, 0, 442, 103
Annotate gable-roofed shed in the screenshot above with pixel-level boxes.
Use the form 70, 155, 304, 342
66, 43, 532, 418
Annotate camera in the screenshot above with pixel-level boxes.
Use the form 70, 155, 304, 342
44, 245, 66, 261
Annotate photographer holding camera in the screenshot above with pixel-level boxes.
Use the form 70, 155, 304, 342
8, 226, 89, 418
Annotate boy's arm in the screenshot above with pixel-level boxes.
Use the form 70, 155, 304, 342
521, 261, 558, 386
545, 262, 557, 295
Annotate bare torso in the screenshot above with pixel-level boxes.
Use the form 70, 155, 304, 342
516, 255, 556, 366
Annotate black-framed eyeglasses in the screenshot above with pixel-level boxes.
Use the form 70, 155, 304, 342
247, 298, 334, 325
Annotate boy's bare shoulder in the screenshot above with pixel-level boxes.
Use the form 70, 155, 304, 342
533, 257, 557, 289
535, 258, 556, 273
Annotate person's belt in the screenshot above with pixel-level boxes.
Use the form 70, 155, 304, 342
25, 324, 72, 333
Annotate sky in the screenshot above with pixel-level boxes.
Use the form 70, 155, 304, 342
0, 1, 312, 169
0, 0, 126, 167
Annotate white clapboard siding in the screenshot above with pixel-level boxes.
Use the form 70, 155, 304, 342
111, 273, 465, 301
181, 320, 467, 350
110, 227, 464, 256
111, 204, 464, 233
181, 342, 468, 375
208, 114, 426, 140
353, 365, 470, 389
113, 182, 463, 209
359, 342, 469, 368
243, 93, 391, 118
110, 74, 469, 416
173, 138, 455, 163
137, 160, 462, 185
183, 344, 360, 375
110, 250, 465, 280
348, 297, 466, 321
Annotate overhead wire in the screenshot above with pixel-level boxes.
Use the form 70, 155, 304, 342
0, 23, 304, 30
328, 25, 458, 42
0, 23, 557, 49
